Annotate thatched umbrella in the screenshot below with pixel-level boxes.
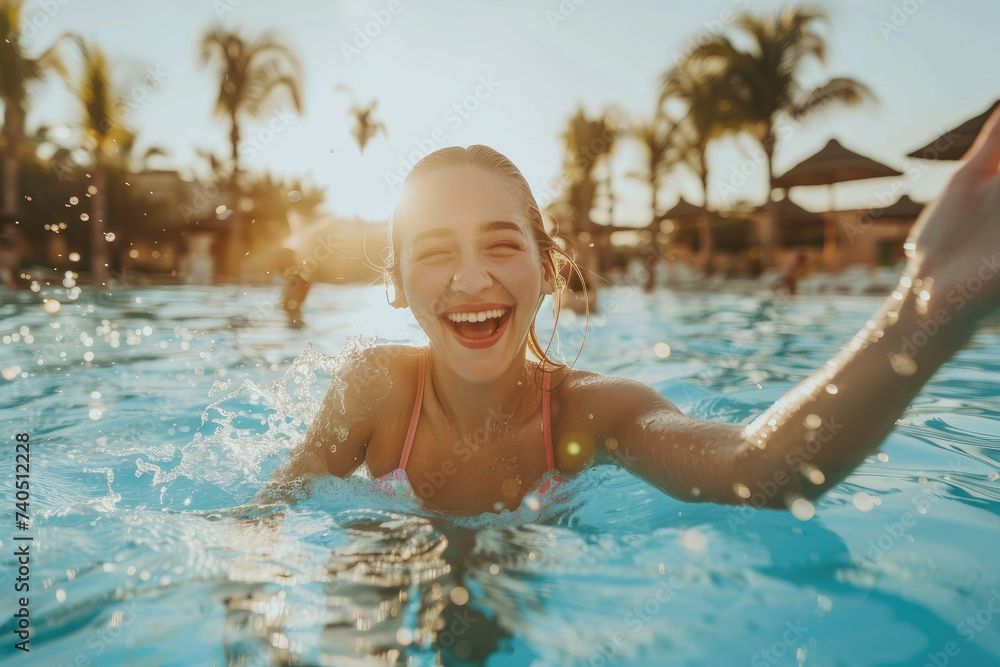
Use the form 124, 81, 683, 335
774, 139, 902, 270
907, 99, 1000, 161
774, 138, 903, 209
878, 194, 925, 219
656, 197, 712, 273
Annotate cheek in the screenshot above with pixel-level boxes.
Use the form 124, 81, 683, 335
402, 264, 450, 319
504, 256, 544, 295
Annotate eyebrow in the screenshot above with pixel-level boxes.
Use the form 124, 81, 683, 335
412, 220, 525, 244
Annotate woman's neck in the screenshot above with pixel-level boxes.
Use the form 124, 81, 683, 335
425, 348, 536, 440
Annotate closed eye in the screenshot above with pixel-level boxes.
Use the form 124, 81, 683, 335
490, 242, 522, 251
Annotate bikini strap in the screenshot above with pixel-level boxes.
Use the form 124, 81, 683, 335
398, 348, 426, 470
542, 368, 555, 471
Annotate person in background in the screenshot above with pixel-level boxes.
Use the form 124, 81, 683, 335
277, 246, 311, 328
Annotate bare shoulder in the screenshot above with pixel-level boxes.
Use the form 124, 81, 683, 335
553, 366, 682, 414
549, 365, 684, 454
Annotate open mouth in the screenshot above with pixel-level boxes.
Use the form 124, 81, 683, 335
441, 307, 513, 349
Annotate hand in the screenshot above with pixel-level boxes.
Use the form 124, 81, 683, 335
904, 105, 1000, 329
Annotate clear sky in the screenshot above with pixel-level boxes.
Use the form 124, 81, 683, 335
20, 0, 1000, 225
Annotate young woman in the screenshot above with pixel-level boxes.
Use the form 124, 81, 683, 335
261, 107, 1000, 517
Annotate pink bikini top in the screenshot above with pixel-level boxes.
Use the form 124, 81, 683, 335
367, 347, 568, 510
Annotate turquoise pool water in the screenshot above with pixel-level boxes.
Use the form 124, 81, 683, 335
2, 282, 999, 666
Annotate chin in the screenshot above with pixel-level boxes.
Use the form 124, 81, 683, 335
431, 316, 529, 381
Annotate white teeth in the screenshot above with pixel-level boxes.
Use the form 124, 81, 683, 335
445, 307, 509, 323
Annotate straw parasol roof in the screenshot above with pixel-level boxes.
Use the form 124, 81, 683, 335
660, 196, 710, 220
878, 194, 925, 219
774, 139, 902, 188
754, 197, 823, 225
906, 99, 1000, 161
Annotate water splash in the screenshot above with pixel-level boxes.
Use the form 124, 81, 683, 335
134, 336, 392, 500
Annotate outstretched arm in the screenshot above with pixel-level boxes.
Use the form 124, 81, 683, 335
603, 106, 1000, 509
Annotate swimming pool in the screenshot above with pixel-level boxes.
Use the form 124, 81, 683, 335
2, 281, 999, 666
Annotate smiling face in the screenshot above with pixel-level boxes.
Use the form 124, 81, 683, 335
395, 165, 555, 381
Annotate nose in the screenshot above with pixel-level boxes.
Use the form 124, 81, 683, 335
451, 251, 494, 294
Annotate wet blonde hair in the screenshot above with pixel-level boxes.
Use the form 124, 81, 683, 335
383, 144, 588, 380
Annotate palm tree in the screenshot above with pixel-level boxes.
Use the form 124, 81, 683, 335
559, 107, 619, 277
199, 28, 303, 186
687, 6, 874, 267
626, 112, 679, 239
335, 84, 387, 154
560, 107, 619, 234
71, 38, 133, 284
658, 59, 741, 274
199, 28, 303, 278
0, 0, 68, 220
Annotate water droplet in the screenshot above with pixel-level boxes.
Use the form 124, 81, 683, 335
890, 353, 917, 377
678, 528, 707, 553
852, 492, 875, 512
104, 232, 115, 242
287, 190, 303, 202
988, 472, 999, 482
790, 497, 815, 521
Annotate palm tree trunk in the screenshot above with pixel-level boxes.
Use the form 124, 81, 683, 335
225, 111, 243, 279
697, 165, 714, 277
229, 111, 241, 187
2, 106, 23, 220
761, 127, 777, 270
91, 153, 110, 284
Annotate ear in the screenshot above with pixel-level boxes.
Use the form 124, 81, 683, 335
539, 250, 557, 296
385, 274, 409, 309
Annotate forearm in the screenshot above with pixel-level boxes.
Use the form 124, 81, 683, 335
743, 280, 983, 508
